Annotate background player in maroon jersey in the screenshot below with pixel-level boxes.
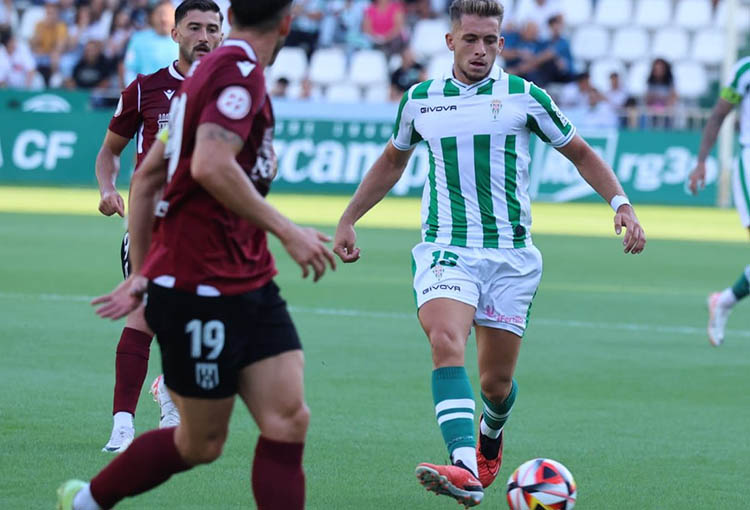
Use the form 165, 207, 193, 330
94, 0, 223, 454
57, 2, 335, 509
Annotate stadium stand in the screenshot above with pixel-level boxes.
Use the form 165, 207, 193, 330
0, 0, 747, 128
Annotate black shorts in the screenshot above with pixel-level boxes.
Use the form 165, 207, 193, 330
120, 231, 130, 279
144, 280, 301, 398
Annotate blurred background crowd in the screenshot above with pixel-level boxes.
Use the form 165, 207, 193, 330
1, 0, 748, 129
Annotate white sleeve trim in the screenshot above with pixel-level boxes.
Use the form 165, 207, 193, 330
549, 125, 577, 148
390, 136, 416, 151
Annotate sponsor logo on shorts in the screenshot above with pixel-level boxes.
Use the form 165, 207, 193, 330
484, 306, 525, 325
195, 362, 219, 390
422, 283, 461, 295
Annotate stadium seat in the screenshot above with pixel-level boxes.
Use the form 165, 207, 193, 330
626, 59, 652, 97
611, 27, 649, 64
674, 61, 708, 100
350, 50, 389, 87
570, 26, 609, 62
715, 3, 750, 30
308, 48, 347, 87
410, 19, 451, 60
633, 0, 672, 29
691, 29, 725, 66
427, 52, 454, 79
325, 83, 361, 103
593, 0, 632, 28
589, 58, 626, 93
267, 47, 308, 83
652, 28, 689, 62
364, 84, 390, 103
675, 0, 713, 30
559, 0, 592, 27
18, 6, 45, 42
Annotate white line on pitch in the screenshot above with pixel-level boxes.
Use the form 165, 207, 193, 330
1, 291, 745, 339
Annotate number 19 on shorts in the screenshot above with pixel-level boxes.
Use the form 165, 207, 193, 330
185, 319, 225, 391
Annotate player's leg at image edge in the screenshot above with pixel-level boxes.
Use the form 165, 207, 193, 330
416, 366, 484, 507
707, 265, 750, 346
476, 378, 517, 488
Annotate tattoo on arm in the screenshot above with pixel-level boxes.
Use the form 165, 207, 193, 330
197, 123, 244, 151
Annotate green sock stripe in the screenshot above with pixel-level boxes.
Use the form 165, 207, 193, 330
481, 379, 518, 429
731, 266, 750, 299
432, 367, 475, 454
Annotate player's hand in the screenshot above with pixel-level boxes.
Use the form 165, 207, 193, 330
333, 222, 361, 263
281, 225, 337, 282
687, 162, 706, 195
99, 190, 125, 217
614, 204, 646, 255
91, 274, 148, 319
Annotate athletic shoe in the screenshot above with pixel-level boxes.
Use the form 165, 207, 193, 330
415, 461, 483, 507
476, 425, 503, 488
150, 374, 180, 428
56, 479, 86, 510
102, 423, 134, 453
707, 292, 730, 347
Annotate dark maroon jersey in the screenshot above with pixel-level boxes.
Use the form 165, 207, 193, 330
108, 61, 184, 168
141, 39, 278, 296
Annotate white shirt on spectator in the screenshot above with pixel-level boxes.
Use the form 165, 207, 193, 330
512, 0, 562, 39
0, 40, 36, 89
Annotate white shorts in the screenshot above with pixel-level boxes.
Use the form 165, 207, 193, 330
732, 147, 750, 228
411, 242, 543, 336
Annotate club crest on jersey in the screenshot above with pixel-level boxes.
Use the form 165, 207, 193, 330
158, 113, 170, 131
490, 99, 502, 120
195, 362, 219, 390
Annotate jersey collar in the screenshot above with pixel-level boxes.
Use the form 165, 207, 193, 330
223, 39, 258, 62
442, 63, 502, 91
168, 61, 184, 81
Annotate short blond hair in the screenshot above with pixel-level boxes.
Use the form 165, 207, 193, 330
449, 0, 504, 27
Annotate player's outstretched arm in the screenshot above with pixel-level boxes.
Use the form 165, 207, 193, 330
192, 123, 335, 282
688, 98, 734, 194
95, 130, 129, 217
334, 141, 413, 263
92, 139, 168, 320
557, 135, 646, 255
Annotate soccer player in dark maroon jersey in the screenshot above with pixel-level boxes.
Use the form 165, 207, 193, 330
94, 0, 223, 454
57, 2, 335, 509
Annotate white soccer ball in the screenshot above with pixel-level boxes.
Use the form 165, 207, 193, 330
506, 458, 577, 510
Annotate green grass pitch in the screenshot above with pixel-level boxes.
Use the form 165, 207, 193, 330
1, 195, 749, 508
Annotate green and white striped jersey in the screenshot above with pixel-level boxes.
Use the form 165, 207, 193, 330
392, 65, 576, 249
721, 56, 750, 146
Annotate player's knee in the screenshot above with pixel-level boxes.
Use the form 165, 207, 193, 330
428, 328, 465, 363
179, 433, 228, 465
479, 373, 513, 403
261, 401, 310, 441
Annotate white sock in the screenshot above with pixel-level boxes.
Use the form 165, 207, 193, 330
452, 446, 479, 478
480, 417, 503, 439
113, 411, 133, 430
718, 288, 737, 308
73, 483, 102, 510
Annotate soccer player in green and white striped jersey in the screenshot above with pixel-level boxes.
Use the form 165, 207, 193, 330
689, 55, 750, 347
335, 0, 646, 506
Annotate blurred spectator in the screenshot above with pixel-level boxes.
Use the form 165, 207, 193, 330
58, 0, 76, 26
363, 0, 407, 58
558, 71, 601, 110
534, 14, 574, 85
0, 32, 38, 89
319, 0, 370, 50
503, 21, 545, 84
129, 0, 151, 30
606, 72, 628, 110
123, 0, 176, 86
287, 0, 324, 58
512, 0, 561, 40
270, 76, 290, 98
557, 71, 616, 128
390, 47, 425, 100
644, 57, 677, 127
68, 39, 111, 89
31, 1, 68, 86
0, 0, 17, 39
105, 9, 133, 61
